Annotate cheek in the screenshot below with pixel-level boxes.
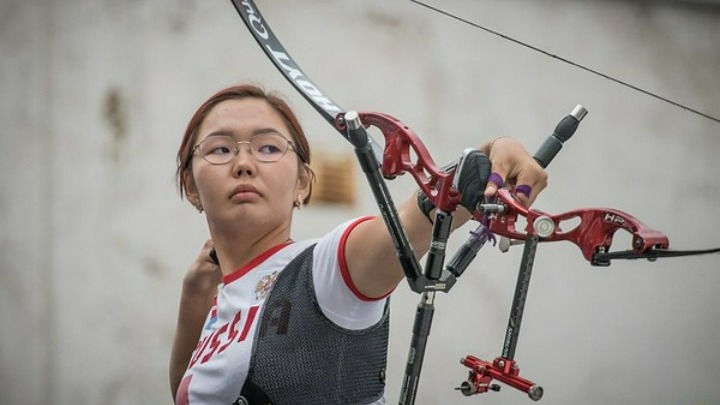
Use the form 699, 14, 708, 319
192, 165, 225, 201
270, 164, 301, 198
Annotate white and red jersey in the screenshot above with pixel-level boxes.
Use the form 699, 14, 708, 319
176, 216, 388, 405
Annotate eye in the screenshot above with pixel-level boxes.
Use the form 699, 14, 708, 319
256, 143, 282, 155
253, 134, 287, 156
201, 137, 235, 156
209, 146, 232, 155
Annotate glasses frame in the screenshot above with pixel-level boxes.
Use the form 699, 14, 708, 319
192, 133, 298, 165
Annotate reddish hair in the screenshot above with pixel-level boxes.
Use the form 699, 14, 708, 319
176, 83, 313, 204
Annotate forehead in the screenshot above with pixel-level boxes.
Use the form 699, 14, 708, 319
198, 98, 288, 138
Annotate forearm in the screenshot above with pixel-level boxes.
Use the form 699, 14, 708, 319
169, 289, 214, 399
344, 190, 473, 298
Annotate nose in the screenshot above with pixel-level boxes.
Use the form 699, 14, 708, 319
231, 142, 256, 177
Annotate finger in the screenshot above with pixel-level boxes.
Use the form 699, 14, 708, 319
208, 248, 219, 265
515, 184, 532, 199
513, 175, 547, 207
513, 184, 533, 207
199, 239, 218, 265
201, 239, 214, 253
484, 171, 507, 198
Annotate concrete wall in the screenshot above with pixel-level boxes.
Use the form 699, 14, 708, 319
1, 0, 719, 404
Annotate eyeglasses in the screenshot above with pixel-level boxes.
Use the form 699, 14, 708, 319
192, 133, 298, 165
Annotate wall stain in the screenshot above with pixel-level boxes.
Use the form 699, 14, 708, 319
102, 86, 127, 165
364, 9, 404, 31
167, 0, 198, 33
143, 255, 166, 279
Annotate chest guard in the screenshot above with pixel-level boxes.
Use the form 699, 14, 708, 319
238, 245, 390, 405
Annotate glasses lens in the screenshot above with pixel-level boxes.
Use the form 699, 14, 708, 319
251, 133, 289, 162
199, 136, 236, 165
196, 133, 292, 165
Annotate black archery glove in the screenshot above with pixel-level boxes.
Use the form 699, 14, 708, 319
417, 149, 491, 221
453, 148, 492, 213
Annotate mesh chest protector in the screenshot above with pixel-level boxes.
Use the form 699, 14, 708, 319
237, 245, 390, 405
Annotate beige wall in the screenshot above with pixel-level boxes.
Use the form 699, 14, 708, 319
2, 0, 719, 404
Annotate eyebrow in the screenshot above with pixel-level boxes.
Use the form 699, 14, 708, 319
204, 127, 286, 139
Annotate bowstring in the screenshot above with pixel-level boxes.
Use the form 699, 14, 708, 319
410, 0, 720, 125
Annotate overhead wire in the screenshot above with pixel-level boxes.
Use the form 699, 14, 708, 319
410, 0, 720, 124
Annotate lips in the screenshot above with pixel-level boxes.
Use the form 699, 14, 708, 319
230, 184, 261, 200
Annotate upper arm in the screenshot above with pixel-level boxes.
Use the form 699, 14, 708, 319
311, 217, 387, 329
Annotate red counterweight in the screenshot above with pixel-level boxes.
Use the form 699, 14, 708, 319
459, 355, 543, 401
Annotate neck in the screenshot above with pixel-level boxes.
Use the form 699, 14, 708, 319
209, 220, 292, 277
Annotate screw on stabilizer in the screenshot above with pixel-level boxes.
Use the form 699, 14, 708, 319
454, 381, 502, 396
455, 381, 475, 397
528, 385, 544, 401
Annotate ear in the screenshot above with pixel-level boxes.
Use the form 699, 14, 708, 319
295, 163, 314, 203
184, 171, 203, 210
